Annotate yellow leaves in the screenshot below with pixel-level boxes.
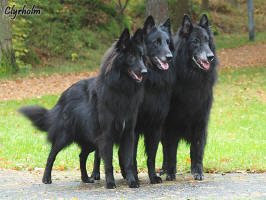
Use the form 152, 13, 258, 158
0, 157, 8, 161
185, 158, 191, 164
57, 165, 65, 171
71, 53, 78, 61
220, 158, 232, 163
228, 133, 235, 139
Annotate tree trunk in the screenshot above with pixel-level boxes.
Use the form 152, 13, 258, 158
247, 0, 255, 41
146, 0, 168, 24
174, 0, 189, 28
0, 0, 17, 73
201, 0, 209, 11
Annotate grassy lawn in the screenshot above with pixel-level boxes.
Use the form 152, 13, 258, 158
215, 31, 266, 50
0, 66, 265, 173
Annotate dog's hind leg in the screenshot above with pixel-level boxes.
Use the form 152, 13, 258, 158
91, 149, 101, 180
159, 133, 167, 176
42, 135, 70, 184
80, 146, 95, 183
133, 133, 140, 181
190, 130, 207, 181
144, 128, 162, 184
118, 147, 126, 179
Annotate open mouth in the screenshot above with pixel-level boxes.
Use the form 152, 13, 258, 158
128, 70, 143, 83
153, 57, 169, 70
192, 56, 210, 70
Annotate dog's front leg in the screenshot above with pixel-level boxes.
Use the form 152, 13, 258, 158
119, 128, 139, 188
99, 135, 116, 189
190, 130, 207, 181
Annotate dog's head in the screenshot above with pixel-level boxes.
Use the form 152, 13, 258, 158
143, 16, 174, 71
179, 14, 215, 71
115, 28, 147, 83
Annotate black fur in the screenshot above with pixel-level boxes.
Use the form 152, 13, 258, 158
92, 16, 175, 184
160, 14, 218, 181
19, 28, 147, 189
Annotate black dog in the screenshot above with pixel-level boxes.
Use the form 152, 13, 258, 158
19, 28, 147, 189
92, 16, 175, 184
160, 14, 218, 181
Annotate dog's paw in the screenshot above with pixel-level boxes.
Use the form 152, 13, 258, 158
42, 176, 52, 184
194, 173, 204, 181
91, 172, 100, 180
121, 170, 127, 179
150, 176, 162, 184
128, 180, 140, 188
166, 173, 176, 181
82, 176, 94, 183
106, 181, 116, 189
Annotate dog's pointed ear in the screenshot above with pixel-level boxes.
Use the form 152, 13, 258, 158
199, 14, 209, 29
133, 28, 144, 45
143, 15, 155, 34
180, 14, 193, 36
162, 18, 171, 33
116, 28, 130, 50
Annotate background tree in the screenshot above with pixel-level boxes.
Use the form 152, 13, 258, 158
115, 0, 130, 34
0, 0, 17, 73
202, 0, 209, 11
146, 0, 168, 24
247, 0, 255, 41
170, 0, 188, 30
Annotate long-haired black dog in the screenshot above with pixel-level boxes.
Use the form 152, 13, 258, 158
160, 14, 218, 181
19, 28, 147, 189
92, 16, 175, 184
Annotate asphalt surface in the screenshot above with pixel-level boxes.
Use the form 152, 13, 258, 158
0, 169, 265, 199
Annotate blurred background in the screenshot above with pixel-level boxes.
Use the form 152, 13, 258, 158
0, 0, 265, 77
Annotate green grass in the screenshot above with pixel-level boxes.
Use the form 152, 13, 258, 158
215, 31, 266, 50
0, 66, 265, 173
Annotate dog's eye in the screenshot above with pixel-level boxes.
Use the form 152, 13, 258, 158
156, 38, 161, 45
166, 39, 170, 44
193, 38, 200, 43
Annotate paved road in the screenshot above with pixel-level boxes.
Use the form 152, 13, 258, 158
0, 169, 265, 199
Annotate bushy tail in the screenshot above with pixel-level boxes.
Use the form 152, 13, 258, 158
18, 106, 51, 132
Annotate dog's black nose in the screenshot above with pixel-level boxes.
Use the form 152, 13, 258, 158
207, 55, 214, 62
166, 53, 173, 61
141, 68, 147, 74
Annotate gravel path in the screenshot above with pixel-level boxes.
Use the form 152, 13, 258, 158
0, 42, 265, 101
0, 169, 265, 199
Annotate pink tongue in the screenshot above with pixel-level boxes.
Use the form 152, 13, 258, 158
132, 72, 142, 81
200, 60, 210, 70
156, 57, 169, 70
